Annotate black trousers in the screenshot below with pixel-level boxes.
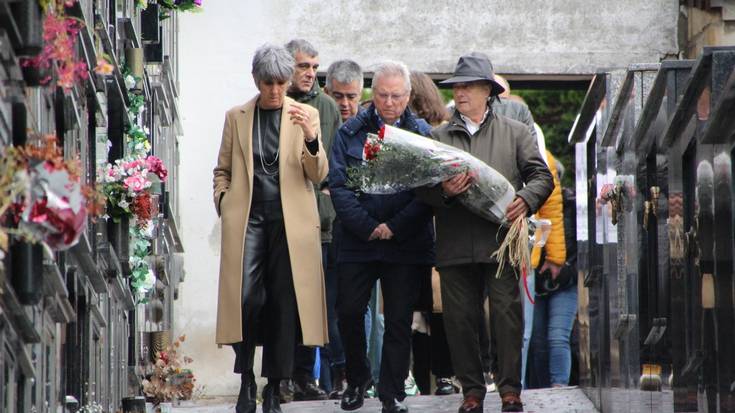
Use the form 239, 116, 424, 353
232, 202, 301, 379
440, 263, 522, 399
411, 313, 457, 395
337, 262, 428, 402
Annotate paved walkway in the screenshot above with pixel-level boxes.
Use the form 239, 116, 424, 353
172, 386, 599, 412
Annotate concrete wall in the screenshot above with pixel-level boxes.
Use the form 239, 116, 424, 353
683, 2, 735, 58
175, 0, 679, 397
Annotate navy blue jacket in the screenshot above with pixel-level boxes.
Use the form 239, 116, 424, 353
329, 105, 435, 264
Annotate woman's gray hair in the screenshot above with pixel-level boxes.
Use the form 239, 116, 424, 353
251, 44, 295, 83
284, 38, 319, 58
371, 60, 411, 93
326, 60, 364, 90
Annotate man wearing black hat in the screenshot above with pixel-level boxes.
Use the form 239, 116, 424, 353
417, 52, 553, 412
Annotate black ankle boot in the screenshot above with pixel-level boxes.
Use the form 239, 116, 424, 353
236, 371, 256, 413
293, 374, 328, 401
329, 365, 347, 400
262, 379, 283, 413
340, 378, 373, 411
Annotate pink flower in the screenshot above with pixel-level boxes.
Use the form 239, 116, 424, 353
145, 156, 168, 182
122, 159, 142, 170
123, 175, 151, 192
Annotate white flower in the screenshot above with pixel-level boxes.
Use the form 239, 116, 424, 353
118, 200, 129, 209
125, 75, 136, 90
142, 221, 155, 238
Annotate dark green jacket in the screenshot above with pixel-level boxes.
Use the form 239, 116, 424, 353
417, 108, 553, 267
289, 82, 341, 242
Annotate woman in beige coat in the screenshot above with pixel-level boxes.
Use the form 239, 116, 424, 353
212, 44, 328, 413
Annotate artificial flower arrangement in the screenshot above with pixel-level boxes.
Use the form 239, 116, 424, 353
158, 0, 203, 17
99, 154, 166, 299
99, 155, 167, 223
135, 0, 204, 19
0, 146, 29, 256
142, 335, 196, 405
22, 0, 88, 92
0, 135, 104, 251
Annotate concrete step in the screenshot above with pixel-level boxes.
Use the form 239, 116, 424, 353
171, 386, 598, 412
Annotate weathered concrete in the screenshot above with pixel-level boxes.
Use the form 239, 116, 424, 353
175, 0, 679, 397
268, 0, 679, 75
172, 387, 599, 412
182, 0, 678, 77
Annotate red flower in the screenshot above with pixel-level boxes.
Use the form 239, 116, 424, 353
132, 192, 153, 222
364, 141, 382, 161
378, 126, 385, 141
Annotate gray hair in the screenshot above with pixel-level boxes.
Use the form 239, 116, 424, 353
555, 158, 565, 182
326, 60, 364, 90
371, 61, 411, 93
252, 44, 294, 83
284, 38, 319, 58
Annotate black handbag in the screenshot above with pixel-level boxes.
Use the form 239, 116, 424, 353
535, 262, 576, 297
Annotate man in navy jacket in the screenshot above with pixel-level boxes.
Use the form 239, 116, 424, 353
329, 61, 435, 413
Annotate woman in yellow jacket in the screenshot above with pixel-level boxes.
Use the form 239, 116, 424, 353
520, 150, 566, 388
529, 152, 578, 388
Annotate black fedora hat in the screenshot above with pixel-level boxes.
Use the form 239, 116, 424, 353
439, 52, 505, 96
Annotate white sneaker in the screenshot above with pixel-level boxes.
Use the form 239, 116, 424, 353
404, 373, 420, 396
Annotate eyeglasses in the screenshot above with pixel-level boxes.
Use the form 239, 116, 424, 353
374, 91, 408, 102
331, 91, 360, 101
296, 62, 319, 71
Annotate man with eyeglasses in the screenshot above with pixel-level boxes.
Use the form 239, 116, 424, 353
282, 38, 341, 403
319, 58, 365, 400
329, 61, 435, 413
324, 60, 364, 122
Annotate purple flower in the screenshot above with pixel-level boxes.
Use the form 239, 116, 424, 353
193, 0, 202, 5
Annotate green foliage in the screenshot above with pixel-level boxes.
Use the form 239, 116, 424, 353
438, 89, 454, 104
129, 225, 152, 302
515, 89, 585, 188
361, 88, 373, 103
102, 182, 132, 222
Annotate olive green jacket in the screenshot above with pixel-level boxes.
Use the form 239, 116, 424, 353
289, 82, 341, 242
418, 108, 553, 267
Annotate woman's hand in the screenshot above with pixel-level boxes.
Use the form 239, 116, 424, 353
539, 261, 563, 280
288, 105, 317, 142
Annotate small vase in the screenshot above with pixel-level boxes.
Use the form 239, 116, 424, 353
9, 237, 44, 305
121, 396, 146, 412
157, 402, 173, 413
20, 64, 51, 87
107, 215, 130, 270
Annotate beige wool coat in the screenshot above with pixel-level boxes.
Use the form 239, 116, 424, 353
213, 96, 329, 346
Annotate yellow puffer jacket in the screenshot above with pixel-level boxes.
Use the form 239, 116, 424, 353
531, 151, 566, 267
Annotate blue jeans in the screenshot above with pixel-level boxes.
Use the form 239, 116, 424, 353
521, 271, 535, 388
530, 285, 577, 386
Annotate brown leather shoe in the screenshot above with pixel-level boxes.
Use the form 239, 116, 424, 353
458, 394, 483, 413
501, 392, 524, 412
